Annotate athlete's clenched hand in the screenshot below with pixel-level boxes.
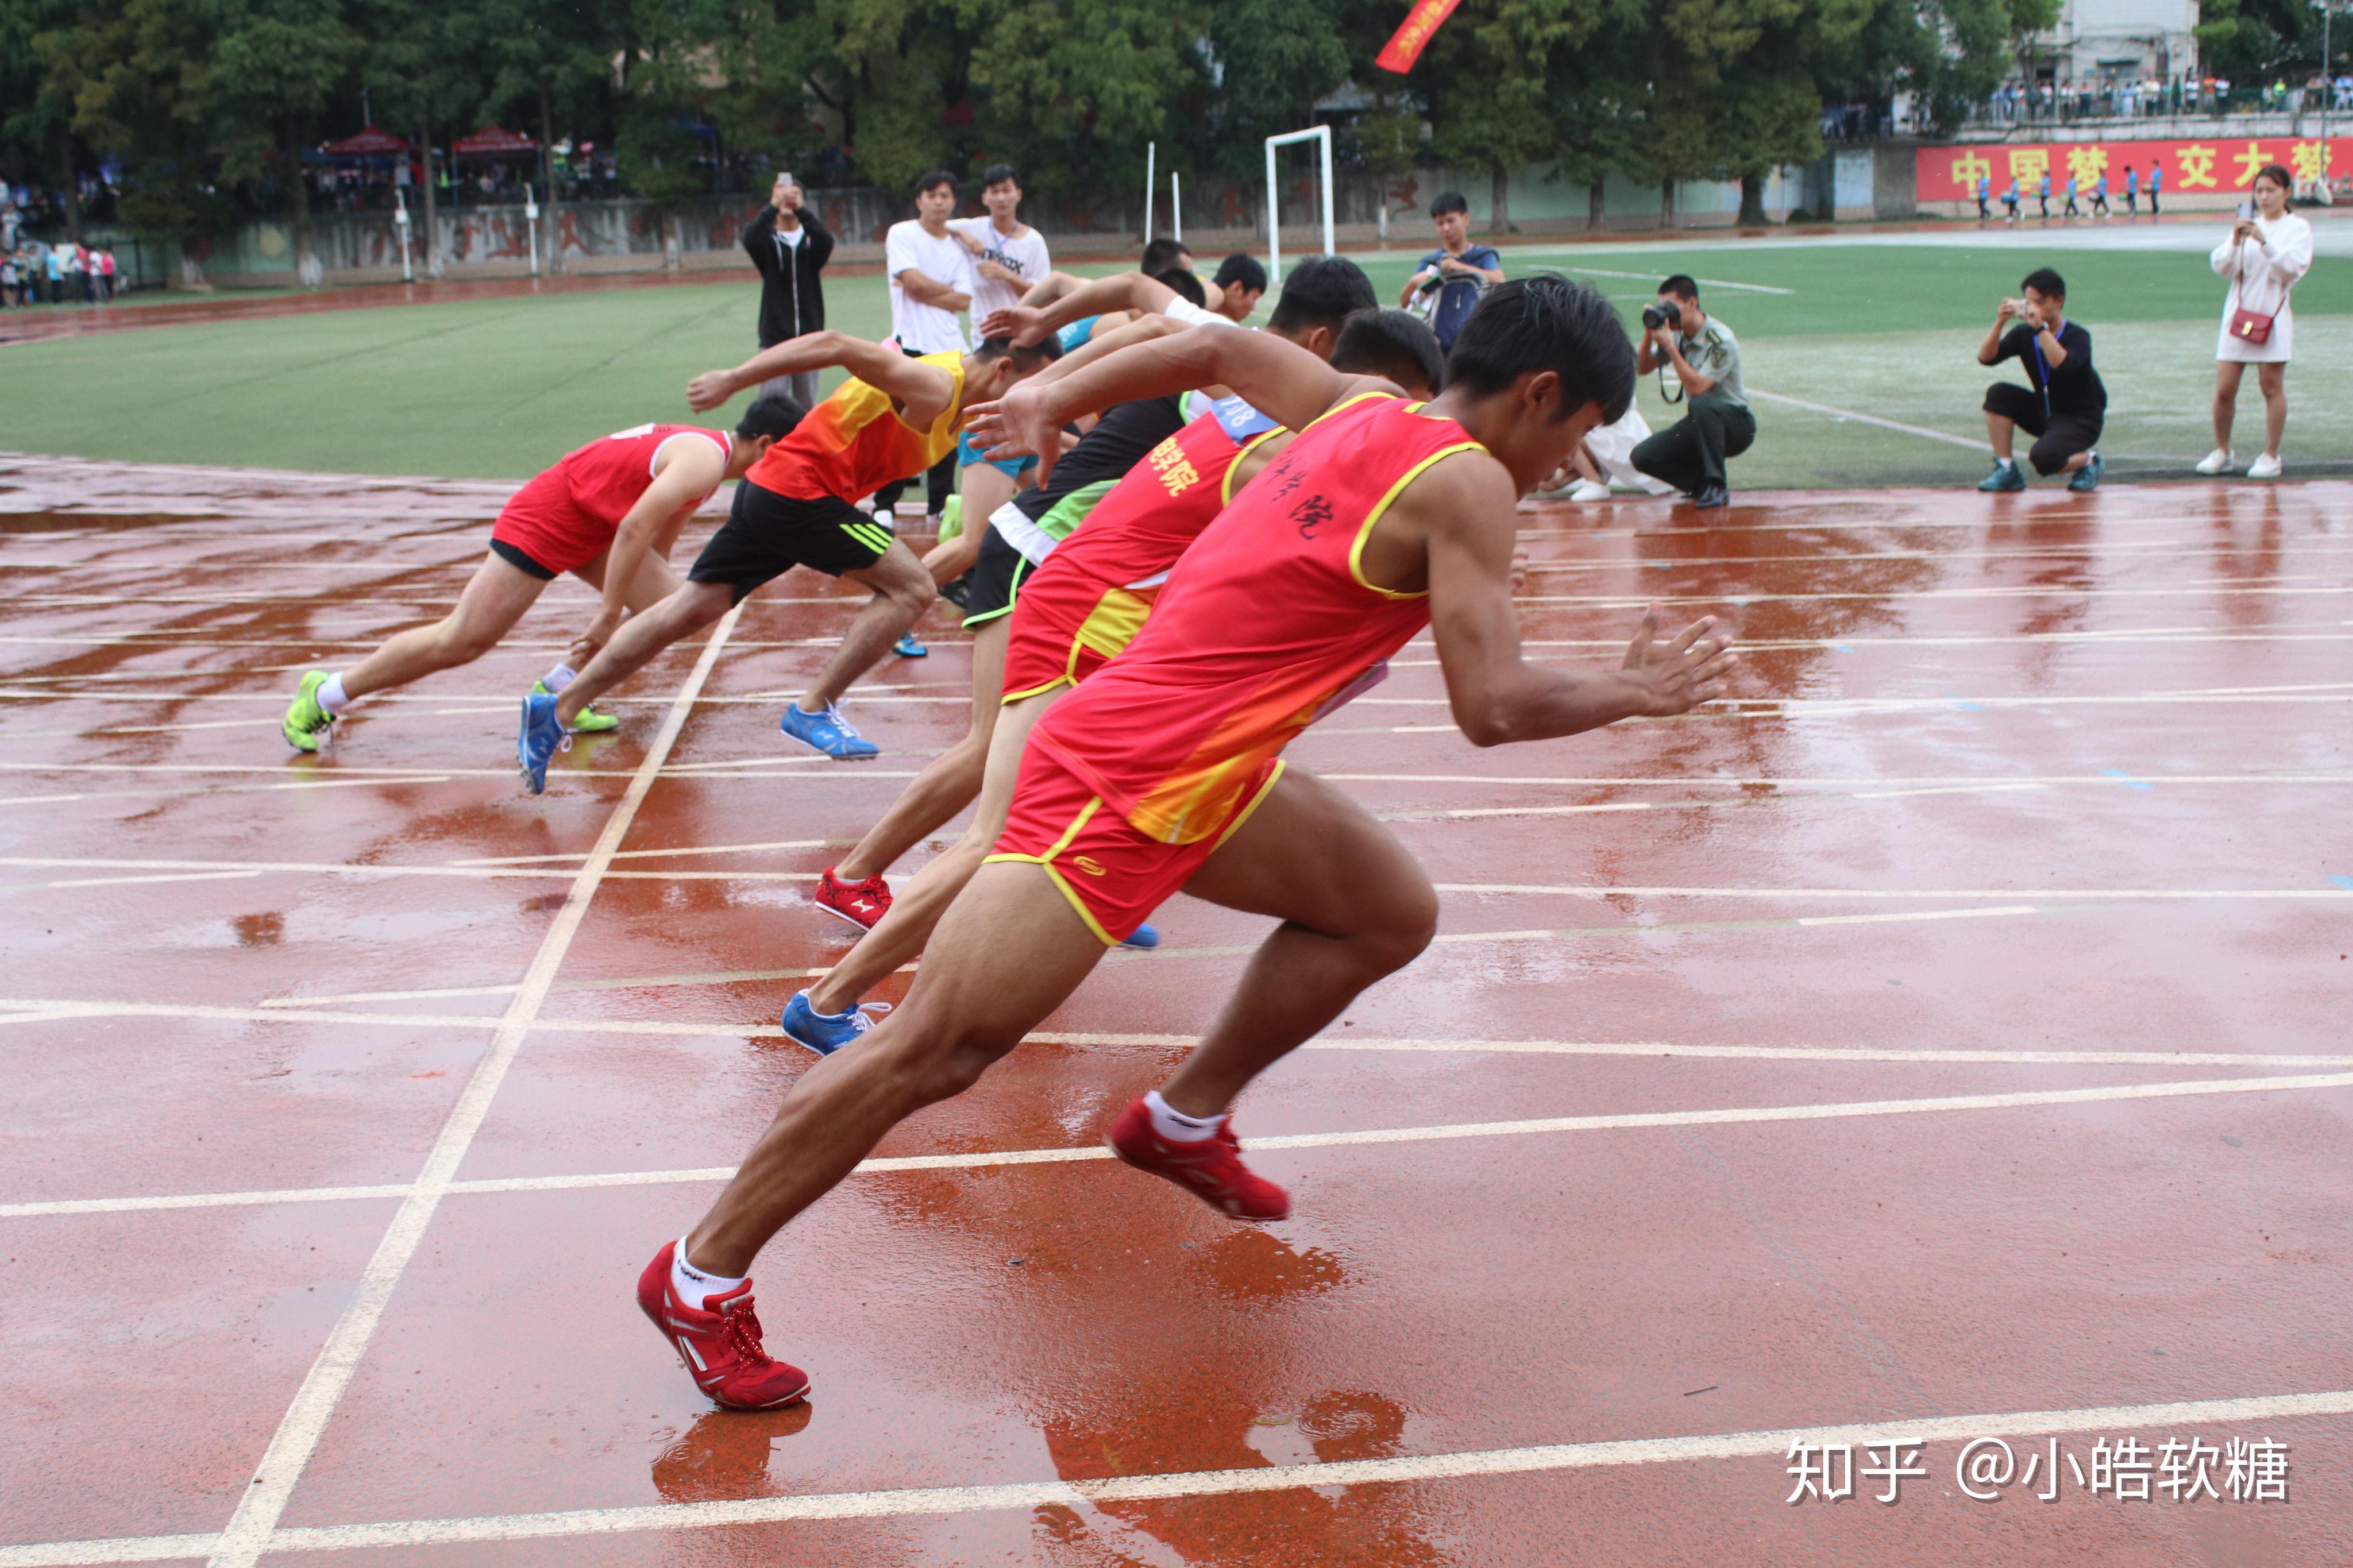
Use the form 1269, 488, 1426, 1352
1619, 602, 1737, 716
685, 369, 739, 413
963, 385, 1062, 488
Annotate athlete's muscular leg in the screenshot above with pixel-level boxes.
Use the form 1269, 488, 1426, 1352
807, 682, 1059, 1014
798, 539, 933, 713
687, 862, 1106, 1275
1160, 768, 1438, 1118
563, 545, 686, 670
338, 553, 549, 701
554, 579, 736, 727
831, 616, 1008, 883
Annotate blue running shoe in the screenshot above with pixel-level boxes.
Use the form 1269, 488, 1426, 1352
778, 700, 879, 760
2067, 451, 2103, 492
893, 633, 928, 658
1119, 922, 1160, 950
518, 690, 570, 794
780, 991, 892, 1056
1976, 459, 2026, 493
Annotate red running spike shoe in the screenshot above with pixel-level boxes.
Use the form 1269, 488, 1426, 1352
637, 1241, 811, 1410
1105, 1097, 1290, 1222
812, 866, 892, 931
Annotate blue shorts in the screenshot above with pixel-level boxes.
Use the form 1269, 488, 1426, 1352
958, 430, 1036, 479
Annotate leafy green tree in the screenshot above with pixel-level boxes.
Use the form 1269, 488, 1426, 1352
205, 0, 364, 280
475, 0, 615, 269
1403, 0, 1606, 233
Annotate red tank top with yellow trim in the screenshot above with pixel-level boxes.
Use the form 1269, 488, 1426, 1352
1028, 393, 1484, 843
1044, 395, 1284, 594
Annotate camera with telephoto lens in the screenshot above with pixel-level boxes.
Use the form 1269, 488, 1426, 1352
1641, 302, 1676, 333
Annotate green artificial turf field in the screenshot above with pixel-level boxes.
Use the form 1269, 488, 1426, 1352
3, 231, 2345, 489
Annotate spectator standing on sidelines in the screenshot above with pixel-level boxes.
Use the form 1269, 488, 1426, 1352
877, 169, 974, 527
2124, 165, 2139, 215
1975, 174, 1991, 219
44, 241, 63, 302
2038, 171, 2051, 218
2001, 177, 2021, 222
97, 246, 115, 300
742, 171, 834, 411
2062, 175, 2082, 218
2147, 163, 2161, 216
948, 164, 1049, 327
2197, 163, 2311, 480
2091, 173, 2111, 216
1398, 191, 1503, 352
0, 249, 17, 307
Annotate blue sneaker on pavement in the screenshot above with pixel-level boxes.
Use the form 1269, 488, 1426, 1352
2066, 451, 2103, 492
778, 700, 879, 760
1976, 459, 2027, 493
517, 690, 570, 794
1119, 922, 1160, 950
780, 990, 892, 1056
893, 633, 928, 658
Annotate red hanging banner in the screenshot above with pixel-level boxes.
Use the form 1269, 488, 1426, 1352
1375, 0, 1463, 74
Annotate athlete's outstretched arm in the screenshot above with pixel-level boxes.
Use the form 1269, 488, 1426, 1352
981, 271, 1178, 345
580, 439, 727, 652
1414, 458, 1737, 745
967, 329, 1383, 485
685, 330, 954, 428
1022, 311, 1189, 383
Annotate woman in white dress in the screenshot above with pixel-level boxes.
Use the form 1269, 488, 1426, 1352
2197, 163, 2313, 479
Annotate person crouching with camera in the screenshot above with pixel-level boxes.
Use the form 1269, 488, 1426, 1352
1629, 275, 1753, 511
1975, 267, 2105, 493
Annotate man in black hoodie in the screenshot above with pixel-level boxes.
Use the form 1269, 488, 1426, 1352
743, 172, 834, 410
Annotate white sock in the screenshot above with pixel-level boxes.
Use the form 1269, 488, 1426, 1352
318, 672, 351, 715
541, 663, 577, 694
670, 1238, 746, 1310
1145, 1088, 1222, 1142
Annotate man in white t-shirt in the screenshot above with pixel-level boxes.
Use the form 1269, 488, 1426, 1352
885, 170, 974, 354
877, 169, 977, 526
948, 163, 1050, 325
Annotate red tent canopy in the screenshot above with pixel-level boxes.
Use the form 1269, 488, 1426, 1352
452, 125, 539, 157
322, 126, 411, 157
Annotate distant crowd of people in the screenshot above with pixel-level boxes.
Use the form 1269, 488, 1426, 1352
0, 238, 121, 307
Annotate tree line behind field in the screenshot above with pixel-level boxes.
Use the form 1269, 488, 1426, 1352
5, 0, 2308, 266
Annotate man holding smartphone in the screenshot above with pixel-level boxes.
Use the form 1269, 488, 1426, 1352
1974, 267, 2105, 492
742, 172, 834, 410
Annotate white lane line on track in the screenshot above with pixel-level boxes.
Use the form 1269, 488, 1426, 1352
1436, 883, 2353, 901
9, 1068, 2351, 1223
195, 603, 747, 1568
0, 775, 458, 808
6, 1385, 2351, 1565
1793, 905, 2035, 926
1743, 388, 1985, 449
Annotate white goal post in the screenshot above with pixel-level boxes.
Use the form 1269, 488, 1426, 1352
1263, 125, 1335, 287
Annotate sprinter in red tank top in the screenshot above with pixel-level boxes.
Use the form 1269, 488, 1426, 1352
631, 278, 1741, 1410
279, 399, 801, 755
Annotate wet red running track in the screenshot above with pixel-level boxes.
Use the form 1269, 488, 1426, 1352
3, 452, 2350, 1566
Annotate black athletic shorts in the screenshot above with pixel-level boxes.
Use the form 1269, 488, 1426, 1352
1983, 383, 2103, 478
489, 537, 556, 580
960, 523, 1033, 630
688, 480, 897, 604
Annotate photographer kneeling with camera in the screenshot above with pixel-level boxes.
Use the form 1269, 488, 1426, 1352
1630, 276, 1753, 511
1975, 267, 2104, 492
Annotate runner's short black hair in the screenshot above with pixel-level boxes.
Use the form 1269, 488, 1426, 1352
981, 163, 1019, 188
1266, 255, 1378, 337
1332, 308, 1445, 397
2021, 267, 2066, 299
735, 396, 807, 442
1152, 267, 1208, 307
1430, 191, 1469, 218
1213, 252, 1268, 295
1140, 238, 1193, 275
975, 333, 1065, 371
1447, 275, 1634, 424
914, 169, 956, 197
1659, 274, 1699, 302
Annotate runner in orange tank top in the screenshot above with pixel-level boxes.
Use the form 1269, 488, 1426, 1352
630, 278, 1741, 1410
787, 306, 1444, 1049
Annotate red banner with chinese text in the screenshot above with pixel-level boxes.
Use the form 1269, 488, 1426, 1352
1916, 137, 2343, 200
1375, 0, 1463, 74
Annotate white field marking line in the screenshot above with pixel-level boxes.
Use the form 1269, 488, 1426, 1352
1507, 582, 2345, 608
1743, 388, 1986, 449
0, 855, 817, 885
1436, 883, 2353, 901
1565, 264, 1795, 294
1407, 623, 2353, 651
197, 602, 749, 1568
1521, 539, 2353, 570
1321, 771, 2353, 789
13, 1068, 2353, 1225
0, 760, 643, 781
0, 634, 944, 651
1795, 905, 2035, 926
450, 838, 836, 866
9, 1390, 2353, 1566
254, 961, 882, 1009
0, 689, 971, 706
0, 775, 458, 808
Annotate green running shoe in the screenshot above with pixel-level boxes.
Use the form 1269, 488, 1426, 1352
283, 670, 336, 752
534, 680, 617, 733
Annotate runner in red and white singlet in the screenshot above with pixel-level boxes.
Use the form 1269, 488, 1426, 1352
634, 279, 1742, 1411
280, 399, 801, 755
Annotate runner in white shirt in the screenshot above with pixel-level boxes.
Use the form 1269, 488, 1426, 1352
885, 171, 975, 354
948, 163, 1050, 325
